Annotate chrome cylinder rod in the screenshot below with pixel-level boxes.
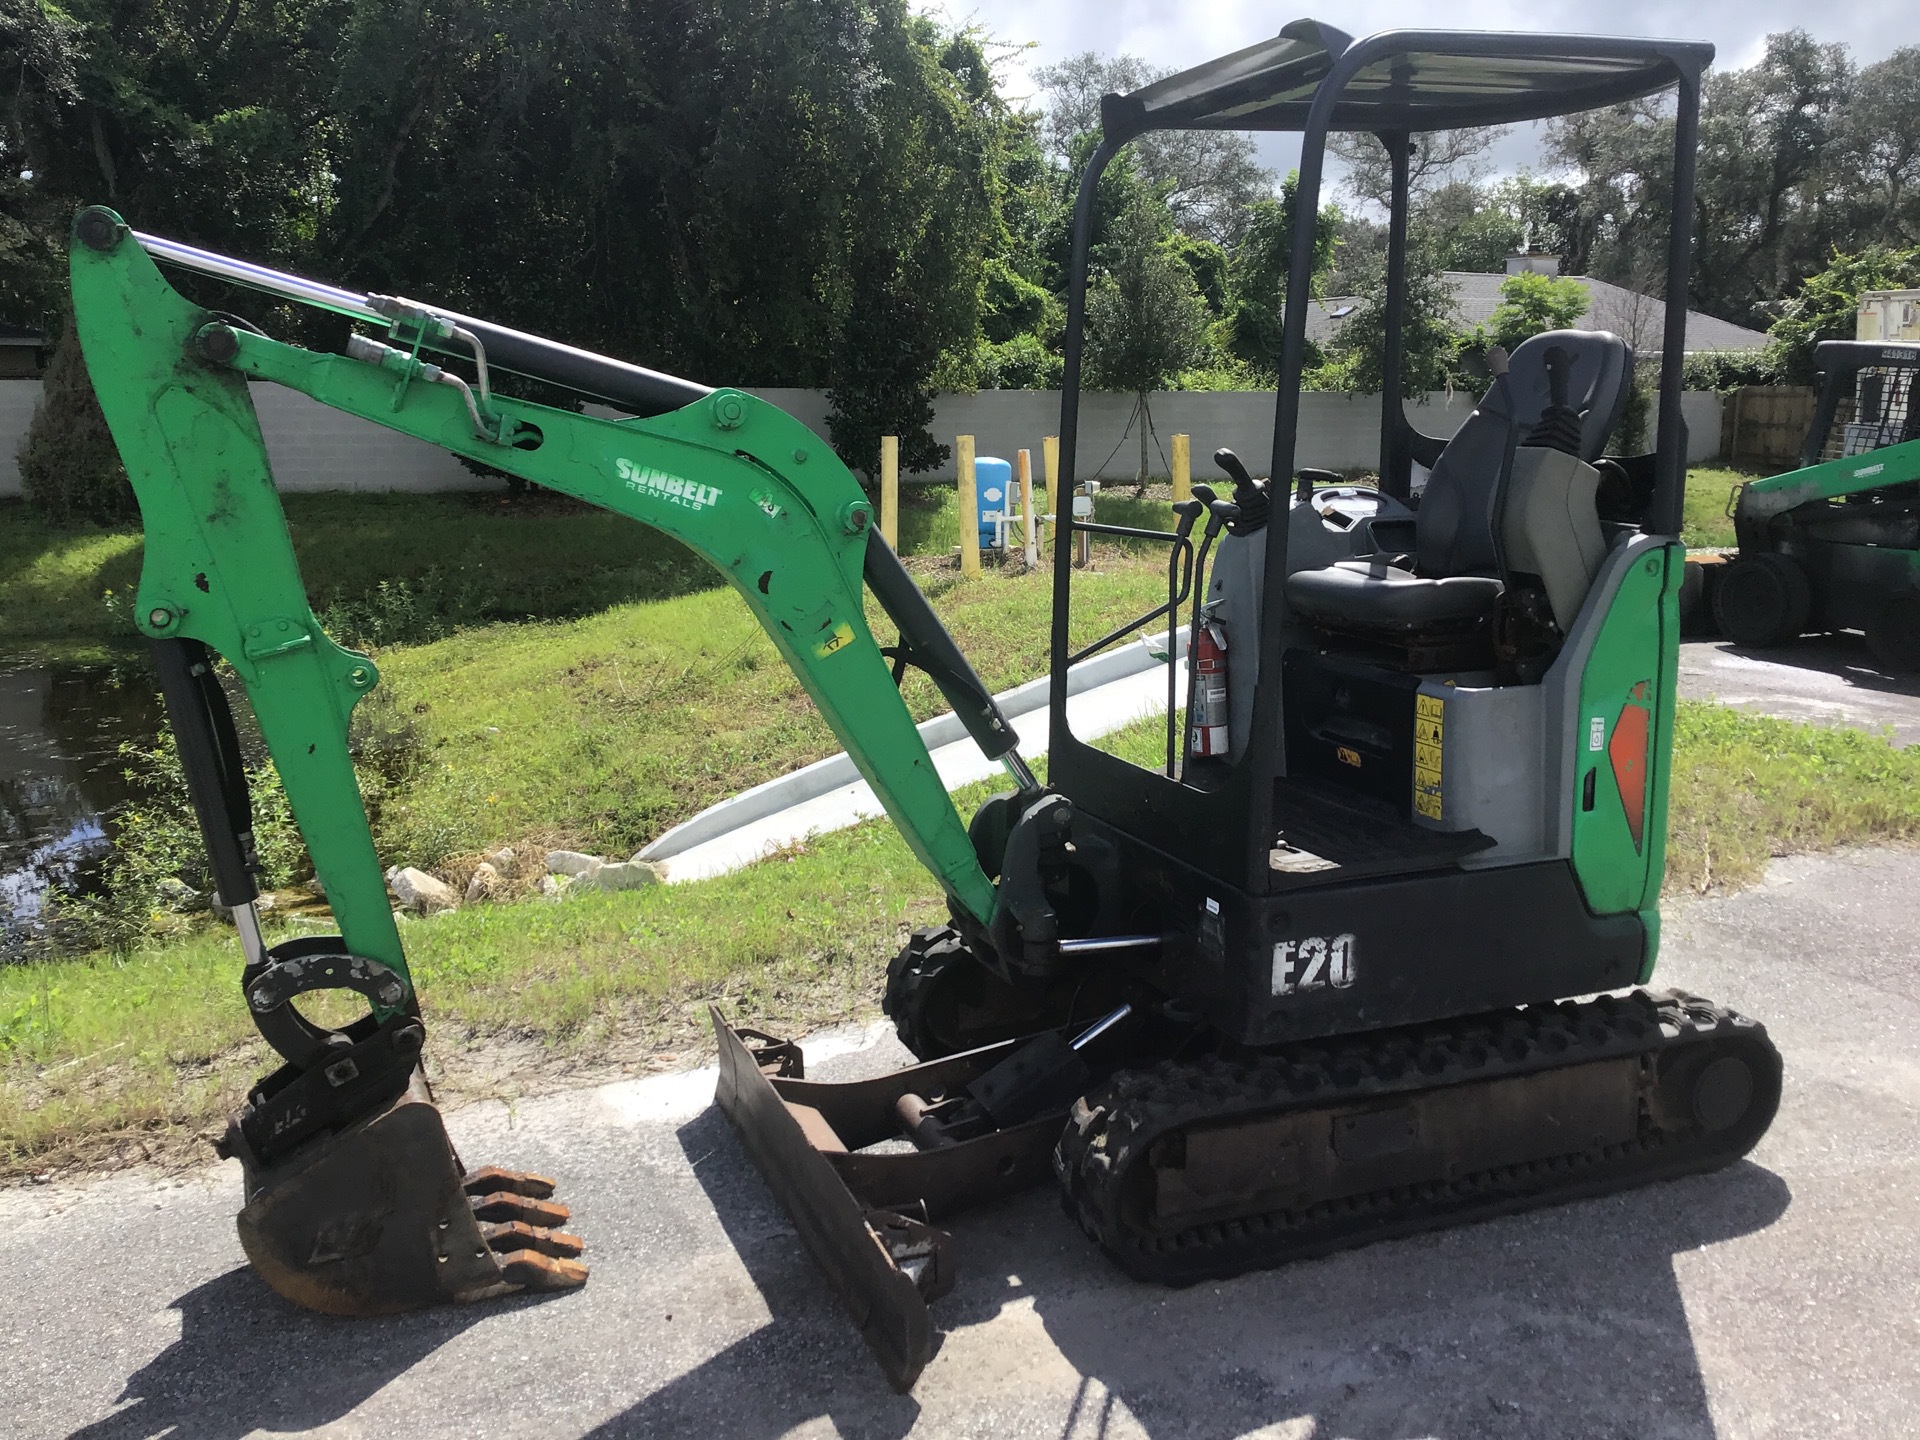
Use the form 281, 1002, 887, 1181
1056, 934, 1161, 955
1070, 1003, 1133, 1051
134, 230, 385, 324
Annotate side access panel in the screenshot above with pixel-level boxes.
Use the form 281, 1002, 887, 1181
1083, 810, 1645, 1048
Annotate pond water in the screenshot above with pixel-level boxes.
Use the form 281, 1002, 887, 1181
0, 650, 165, 955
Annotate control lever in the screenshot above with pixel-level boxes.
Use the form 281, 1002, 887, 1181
1212, 449, 1271, 533
1295, 467, 1340, 504
1213, 449, 1255, 490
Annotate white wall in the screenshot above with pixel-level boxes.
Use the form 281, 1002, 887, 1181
0, 380, 1725, 497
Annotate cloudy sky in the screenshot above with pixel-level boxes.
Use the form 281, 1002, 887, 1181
916, 0, 1919, 185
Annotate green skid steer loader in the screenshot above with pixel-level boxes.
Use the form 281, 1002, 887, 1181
1711, 340, 1920, 670
72, 19, 1778, 1394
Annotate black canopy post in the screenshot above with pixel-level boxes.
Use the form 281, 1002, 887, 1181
1050, 137, 1123, 732
1649, 66, 1704, 537
1378, 131, 1414, 498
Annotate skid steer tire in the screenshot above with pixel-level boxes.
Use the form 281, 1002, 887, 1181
1867, 593, 1920, 673
1714, 553, 1811, 649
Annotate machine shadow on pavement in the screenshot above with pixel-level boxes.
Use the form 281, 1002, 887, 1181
62, 1265, 550, 1440
1695, 632, 1920, 699
579, 1108, 1792, 1439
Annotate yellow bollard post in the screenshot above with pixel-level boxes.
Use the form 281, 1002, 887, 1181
879, 435, 899, 549
1171, 432, 1191, 504
1016, 448, 1038, 568
957, 434, 980, 578
1042, 434, 1059, 555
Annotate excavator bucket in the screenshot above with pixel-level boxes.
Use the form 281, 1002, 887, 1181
224, 1073, 587, 1315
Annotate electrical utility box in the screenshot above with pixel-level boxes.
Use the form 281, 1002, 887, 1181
1858, 290, 1920, 342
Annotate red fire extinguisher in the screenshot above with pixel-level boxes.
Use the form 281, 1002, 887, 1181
1189, 616, 1230, 758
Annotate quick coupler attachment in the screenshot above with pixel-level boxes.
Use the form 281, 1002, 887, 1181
217, 936, 588, 1315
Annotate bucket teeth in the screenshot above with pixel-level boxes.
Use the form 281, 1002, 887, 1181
462, 1165, 558, 1200
480, 1219, 586, 1259
469, 1189, 573, 1228
496, 1250, 591, 1291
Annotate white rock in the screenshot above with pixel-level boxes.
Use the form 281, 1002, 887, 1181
539, 874, 566, 900
482, 846, 516, 869
156, 877, 204, 912
389, 866, 458, 914
567, 859, 663, 895
545, 849, 604, 878
464, 862, 501, 903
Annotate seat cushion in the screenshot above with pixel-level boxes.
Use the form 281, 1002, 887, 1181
1285, 559, 1502, 630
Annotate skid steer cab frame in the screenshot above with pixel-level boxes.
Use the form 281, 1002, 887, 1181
1712, 340, 1920, 668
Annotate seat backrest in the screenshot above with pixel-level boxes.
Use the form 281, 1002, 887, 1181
1503, 330, 1635, 461
1414, 330, 1633, 577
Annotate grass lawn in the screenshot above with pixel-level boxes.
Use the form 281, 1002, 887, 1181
370, 545, 1170, 866
0, 483, 1073, 645
1682, 466, 1753, 549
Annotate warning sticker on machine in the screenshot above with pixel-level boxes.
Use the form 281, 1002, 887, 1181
1412, 693, 1444, 820
814, 621, 856, 658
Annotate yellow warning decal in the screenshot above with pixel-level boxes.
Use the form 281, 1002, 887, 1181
1412, 693, 1444, 819
814, 622, 856, 658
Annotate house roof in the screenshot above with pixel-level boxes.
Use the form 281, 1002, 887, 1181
1305, 272, 1771, 354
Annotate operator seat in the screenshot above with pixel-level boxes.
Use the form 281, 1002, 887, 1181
1286, 330, 1634, 633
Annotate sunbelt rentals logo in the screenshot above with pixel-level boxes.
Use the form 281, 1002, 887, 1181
616, 458, 721, 511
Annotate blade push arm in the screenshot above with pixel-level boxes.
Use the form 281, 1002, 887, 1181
70, 210, 1013, 985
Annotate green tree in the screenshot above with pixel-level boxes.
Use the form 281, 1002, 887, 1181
1034, 51, 1272, 246
1219, 173, 1340, 378
0, 0, 85, 327
1315, 246, 1460, 397
1547, 31, 1857, 326
1479, 272, 1591, 354
1327, 127, 1499, 210
1836, 47, 1920, 243
16, 326, 135, 525
1083, 193, 1209, 486
1768, 245, 1920, 383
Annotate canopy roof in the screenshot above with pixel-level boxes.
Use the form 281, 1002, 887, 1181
1099, 20, 1713, 139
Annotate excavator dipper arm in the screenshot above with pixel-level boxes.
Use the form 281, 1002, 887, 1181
67, 207, 1024, 1319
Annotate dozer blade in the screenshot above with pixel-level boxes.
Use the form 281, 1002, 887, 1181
232, 1074, 588, 1315
710, 1007, 1064, 1391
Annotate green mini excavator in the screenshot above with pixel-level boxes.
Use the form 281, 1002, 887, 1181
72, 20, 1780, 1393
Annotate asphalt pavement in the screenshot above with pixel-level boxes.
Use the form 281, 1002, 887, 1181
1679, 634, 1920, 746
3, 845, 1917, 1440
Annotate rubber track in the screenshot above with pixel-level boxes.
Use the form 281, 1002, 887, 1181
1054, 989, 1781, 1285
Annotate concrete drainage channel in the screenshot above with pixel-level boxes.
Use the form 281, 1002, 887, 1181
637, 629, 1189, 884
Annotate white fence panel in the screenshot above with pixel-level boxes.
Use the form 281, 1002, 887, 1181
0, 381, 1724, 497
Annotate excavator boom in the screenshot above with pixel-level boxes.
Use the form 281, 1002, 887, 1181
68, 206, 1026, 1319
